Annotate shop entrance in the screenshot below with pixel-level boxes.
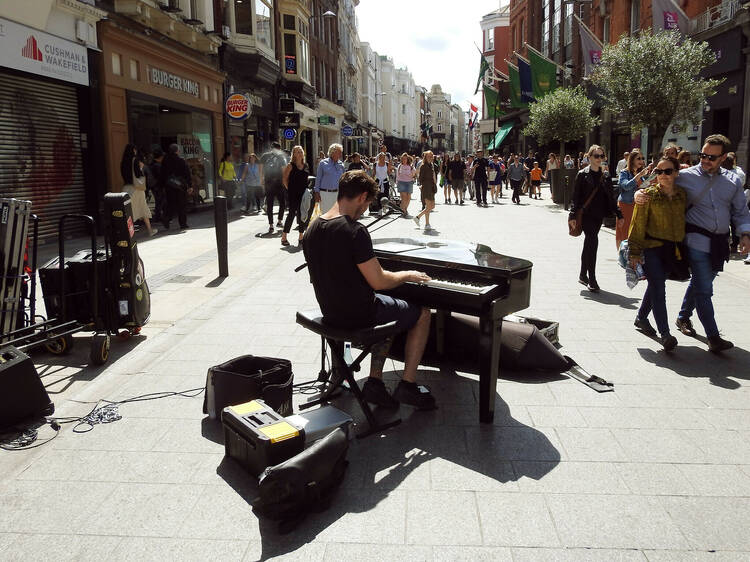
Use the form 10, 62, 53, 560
128, 95, 216, 203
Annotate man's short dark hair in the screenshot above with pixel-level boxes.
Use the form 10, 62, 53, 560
337, 170, 379, 201
168, 143, 179, 154
704, 134, 731, 154
271, 141, 281, 149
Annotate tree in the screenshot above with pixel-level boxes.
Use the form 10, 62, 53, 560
591, 30, 721, 155
523, 86, 600, 157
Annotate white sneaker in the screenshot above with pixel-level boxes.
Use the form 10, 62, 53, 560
744, 255, 750, 264
413, 216, 420, 228
424, 224, 433, 231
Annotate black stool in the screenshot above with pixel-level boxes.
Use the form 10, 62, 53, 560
296, 310, 403, 438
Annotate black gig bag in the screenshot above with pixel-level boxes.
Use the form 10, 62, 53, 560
254, 427, 349, 533
203, 355, 293, 419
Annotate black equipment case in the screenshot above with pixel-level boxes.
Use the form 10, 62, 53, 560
222, 399, 305, 477
0, 346, 54, 429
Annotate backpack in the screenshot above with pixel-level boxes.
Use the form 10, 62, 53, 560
254, 428, 349, 534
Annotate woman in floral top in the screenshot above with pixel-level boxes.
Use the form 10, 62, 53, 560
628, 155, 687, 351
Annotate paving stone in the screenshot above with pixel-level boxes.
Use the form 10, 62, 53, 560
109, 537, 250, 561
430, 456, 517, 492
322, 543, 432, 561
511, 547, 647, 561
676, 463, 750, 497
475, 492, 560, 547
681, 429, 750, 464
465, 426, 564, 462
433, 545, 513, 561
0, 534, 122, 561
546, 494, 690, 550
611, 429, 707, 463
577, 407, 659, 429
514, 461, 630, 494
52, 417, 176, 453
643, 550, 749, 561
554, 427, 627, 461
527, 405, 587, 428
615, 463, 695, 496
660, 496, 750, 551
405, 490, 482, 546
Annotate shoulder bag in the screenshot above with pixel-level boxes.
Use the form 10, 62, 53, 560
568, 174, 600, 237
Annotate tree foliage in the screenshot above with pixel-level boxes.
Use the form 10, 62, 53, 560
523, 86, 600, 145
591, 30, 721, 151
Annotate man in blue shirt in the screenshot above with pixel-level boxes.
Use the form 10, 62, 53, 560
314, 143, 345, 213
636, 134, 750, 352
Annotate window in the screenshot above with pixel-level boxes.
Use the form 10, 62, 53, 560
437, 123, 443, 132
564, 3, 573, 46
235, 0, 252, 35
486, 28, 494, 50
298, 36, 309, 81
603, 16, 610, 44
402, 125, 406, 137
630, 0, 640, 34
437, 110, 442, 118
256, 0, 272, 48
283, 14, 295, 29
112, 52, 122, 75
284, 33, 296, 73
129, 59, 139, 80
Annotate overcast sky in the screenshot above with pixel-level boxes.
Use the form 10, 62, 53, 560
356, 0, 504, 113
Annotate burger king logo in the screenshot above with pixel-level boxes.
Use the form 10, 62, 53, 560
225, 93, 251, 120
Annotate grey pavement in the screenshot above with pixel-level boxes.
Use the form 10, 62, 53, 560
1, 184, 749, 561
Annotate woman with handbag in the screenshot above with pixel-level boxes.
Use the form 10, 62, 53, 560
280, 145, 310, 247
120, 144, 157, 236
568, 145, 623, 292
617, 151, 655, 249
414, 151, 437, 231
627, 156, 686, 351
219, 152, 237, 209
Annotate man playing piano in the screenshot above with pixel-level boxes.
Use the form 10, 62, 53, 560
302, 170, 436, 410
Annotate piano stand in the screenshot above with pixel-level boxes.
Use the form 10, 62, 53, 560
296, 310, 403, 439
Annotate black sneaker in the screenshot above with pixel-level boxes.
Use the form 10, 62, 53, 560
393, 381, 436, 411
578, 276, 588, 287
361, 378, 399, 409
675, 317, 696, 336
707, 335, 733, 353
661, 334, 678, 352
587, 280, 601, 293
634, 317, 657, 336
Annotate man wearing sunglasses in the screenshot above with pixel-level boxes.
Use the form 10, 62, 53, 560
635, 134, 750, 352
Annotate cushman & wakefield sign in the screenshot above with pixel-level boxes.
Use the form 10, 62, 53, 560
0, 17, 89, 86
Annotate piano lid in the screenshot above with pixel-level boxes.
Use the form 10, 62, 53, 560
372, 237, 533, 274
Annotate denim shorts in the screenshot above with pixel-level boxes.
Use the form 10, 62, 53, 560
397, 180, 414, 194
374, 293, 421, 331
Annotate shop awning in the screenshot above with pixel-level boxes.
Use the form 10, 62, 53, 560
486, 121, 514, 151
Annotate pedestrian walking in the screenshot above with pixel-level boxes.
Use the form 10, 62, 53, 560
507, 155, 526, 204
372, 152, 392, 211
564, 154, 575, 169
414, 150, 437, 231
218, 152, 237, 209
280, 145, 310, 247
447, 152, 466, 205
314, 143, 345, 213
617, 151, 654, 249
488, 155, 503, 203
529, 161, 544, 199
261, 142, 289, 232
159, 143, 191, 230
121, 144, 158, 236
568, 144, 623, 292
465, 155, 476, 200
628, 155, 686, 351
472, 149, 490, 207
146, 147, 165, 223
396, 153, 417, 215
616, 151, 630, 175
243, 153, 263, 213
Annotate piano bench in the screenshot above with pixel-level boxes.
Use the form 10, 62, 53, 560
295, 309, 402, 438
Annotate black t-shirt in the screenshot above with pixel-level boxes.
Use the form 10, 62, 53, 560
474, 157, 489, 180
447, 160, 465, 181
587, 169, 611, 218
302, 215, 376, 328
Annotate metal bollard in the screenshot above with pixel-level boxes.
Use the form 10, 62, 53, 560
214, 195, 229, 277
563, 176, 571, 211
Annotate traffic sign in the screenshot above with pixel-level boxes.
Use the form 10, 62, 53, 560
342, 125, 353, 137
283, 128, 297, 140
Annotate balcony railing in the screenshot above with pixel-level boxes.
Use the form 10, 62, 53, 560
691, 0, 741, 35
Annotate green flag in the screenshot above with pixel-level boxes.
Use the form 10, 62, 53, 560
507, 65, 526, 108
483, 85, 503, 119
474, 56, 490, 95
528, 48, 557, 100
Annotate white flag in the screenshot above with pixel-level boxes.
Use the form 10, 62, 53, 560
577, 17, 603, 78
652, 0, 690, 33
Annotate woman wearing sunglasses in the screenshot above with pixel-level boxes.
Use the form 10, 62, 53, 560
628, 156, 686, 351
617, 151, 654, 249
569, 145, 623, 292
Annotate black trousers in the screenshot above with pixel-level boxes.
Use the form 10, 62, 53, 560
475, 178, 488, 204
164, 187, 188, 228
580, 214, 603, 281
283, 189, 307, 234
265, 184, 286, 225
510, 179, 523, 203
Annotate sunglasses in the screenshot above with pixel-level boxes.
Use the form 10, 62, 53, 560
591, 153, 605, 158
635, 156, 645, 160
654, 168, 675, 175
698, 152, 721, 161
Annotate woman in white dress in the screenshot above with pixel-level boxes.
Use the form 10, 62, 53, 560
120, 144, 157, 236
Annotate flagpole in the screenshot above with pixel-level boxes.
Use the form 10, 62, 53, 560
573, 14, 604, 49
524, 42, 566, 71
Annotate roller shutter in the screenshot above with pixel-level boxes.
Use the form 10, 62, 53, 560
0, 72, 86, 243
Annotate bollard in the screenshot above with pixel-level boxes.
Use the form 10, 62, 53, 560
563, 176, 571, 211
214, 195, 229, 277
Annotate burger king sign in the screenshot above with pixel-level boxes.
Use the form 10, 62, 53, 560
225, 93, 251, 121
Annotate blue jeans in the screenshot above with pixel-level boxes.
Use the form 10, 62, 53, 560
679, 246, 719, 337
637, 246, 671, 336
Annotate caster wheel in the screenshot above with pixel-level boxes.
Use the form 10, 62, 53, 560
117, 329, 131, 340
90, 334, 110, 366
45, 334, 74, 355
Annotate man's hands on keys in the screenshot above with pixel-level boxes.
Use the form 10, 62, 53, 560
405, 271, 431, 284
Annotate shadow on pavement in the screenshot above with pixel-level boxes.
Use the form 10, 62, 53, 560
205, 276, 227, 288
579, 289, 641, 310
637, 343, 750, 389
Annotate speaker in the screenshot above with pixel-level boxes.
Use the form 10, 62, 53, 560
0, 346, 54, 429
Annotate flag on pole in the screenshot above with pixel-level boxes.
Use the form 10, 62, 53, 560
574, 15, 604, 78
526, 44, 558, 100
483, 85, 503, 119
468, 104, 479, 129
516, 54, 535, 103
507, 62, 527, 108
652, 0, 689, 33
474, 55, 490, 95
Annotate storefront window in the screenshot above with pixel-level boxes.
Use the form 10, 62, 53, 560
128, 96, 216, 203
235, 0, 253, 35
256, 0, 272, 49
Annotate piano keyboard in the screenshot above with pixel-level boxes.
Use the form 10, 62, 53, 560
416, 278, 494, 295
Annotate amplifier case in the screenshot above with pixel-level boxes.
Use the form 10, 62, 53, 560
222, 399, 305, 477
0, 346, 54, 429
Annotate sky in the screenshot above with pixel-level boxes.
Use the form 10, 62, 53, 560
356, 0, 504, 114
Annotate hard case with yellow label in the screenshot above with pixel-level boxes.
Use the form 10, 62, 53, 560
221, 399, 305, 477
